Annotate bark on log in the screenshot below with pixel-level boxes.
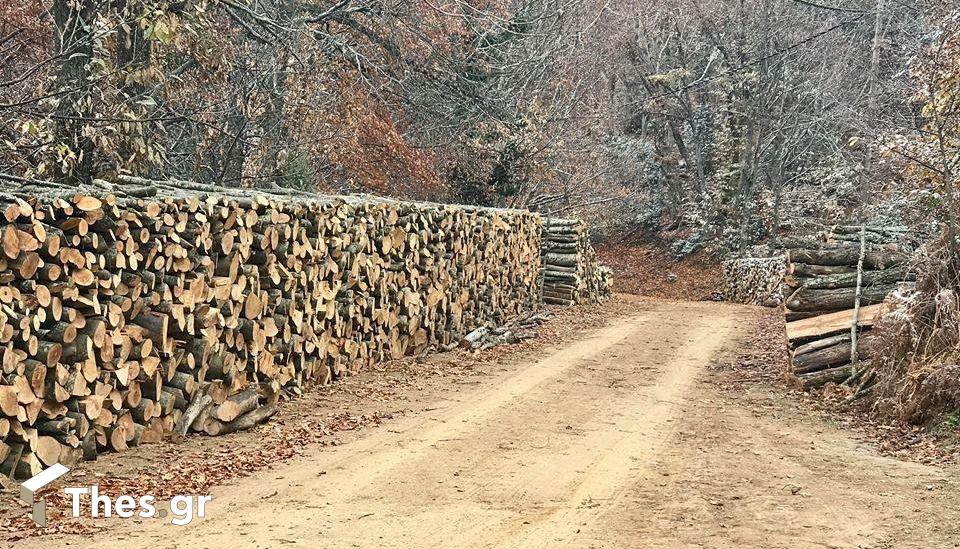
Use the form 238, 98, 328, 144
789, 263, 858, 278
202, 403, 277, 436
0, 177, 576, 476
786, 283, 903, 313
174, 393, 212, 437
793, 334, 876, 374
799, 267, 912, 290
793, 333, 851, 357
210, 388, 259, 423
797, 364, 854, 390
540, 217, 611, 305
788, 247, 906, 270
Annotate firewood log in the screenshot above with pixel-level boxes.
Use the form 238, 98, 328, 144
792, 334, 876, 374
174, 393, 212, 437
797, 364, 854, 390
785, 283, 905, 313
202, 403, 277, 436
788, 247, 906, 270
792, 333, 851, 357
540, 217, 610, 304
722, 256, 786, 306
210, 387, 259, 423
798, 267, 913, 291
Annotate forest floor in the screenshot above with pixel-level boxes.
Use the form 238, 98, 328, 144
596, 242, 723, 300
5, 295, 960, 548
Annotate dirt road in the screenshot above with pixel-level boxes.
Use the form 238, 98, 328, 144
17, 299, 960, 548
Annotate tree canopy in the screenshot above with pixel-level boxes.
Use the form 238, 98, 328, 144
0, 0, 951, 252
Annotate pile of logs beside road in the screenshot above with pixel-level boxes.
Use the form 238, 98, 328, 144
540, 218, 612, 305
0, 175, 545, 478
783, 226, 915, 389
722, 256, 787, 307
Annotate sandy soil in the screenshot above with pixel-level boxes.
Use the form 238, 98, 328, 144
11, 297, 960, 548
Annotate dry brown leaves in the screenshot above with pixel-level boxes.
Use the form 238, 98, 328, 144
712, 304, 960, 466
711, 306, 789, 387
596, 243, 722, 301
0, 300, 622, 542
0, 409, 393, 540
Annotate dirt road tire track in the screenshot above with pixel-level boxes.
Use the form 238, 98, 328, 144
16, 299, 960, 548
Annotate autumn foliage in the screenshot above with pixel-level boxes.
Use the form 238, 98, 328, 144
0, 0, 606, 210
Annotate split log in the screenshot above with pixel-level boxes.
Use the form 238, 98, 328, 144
0, 177, 562, 475
174, 393, 212, 438
34, 436, 62, 466
722, 256, 786, 306
785, 303, 888, 340
0, 442, 22, 478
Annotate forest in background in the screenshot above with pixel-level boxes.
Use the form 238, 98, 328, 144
0, 0, 955, 254
4, 0, 960, 431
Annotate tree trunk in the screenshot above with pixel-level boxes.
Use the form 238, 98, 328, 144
793, 334, 876, 374
52, 0, 96, 184
788, 247, 906, 270
786, 283, 900, 313
799, 267, 911, 291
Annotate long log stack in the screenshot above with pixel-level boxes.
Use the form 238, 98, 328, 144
540, 217, 611, 305
0, 175, 543, 478
782, 226, 915, 389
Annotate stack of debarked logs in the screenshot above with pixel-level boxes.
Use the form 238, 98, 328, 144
782, 226, 915, 389
0, 175, 544, 478
540, 217, 612, 305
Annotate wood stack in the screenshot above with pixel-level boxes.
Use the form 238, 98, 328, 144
782, 226, 914, 389
540, 217, 611, 305
0, 175, 542, 478
722, 256, 787, 307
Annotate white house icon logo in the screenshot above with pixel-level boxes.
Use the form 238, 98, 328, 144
20, 463, 70, 527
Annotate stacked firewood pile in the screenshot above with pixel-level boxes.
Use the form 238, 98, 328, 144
540, 217, 611, 305
0, 175, 542, 478
783, 226, 915, 389
722, 256, 788, 307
